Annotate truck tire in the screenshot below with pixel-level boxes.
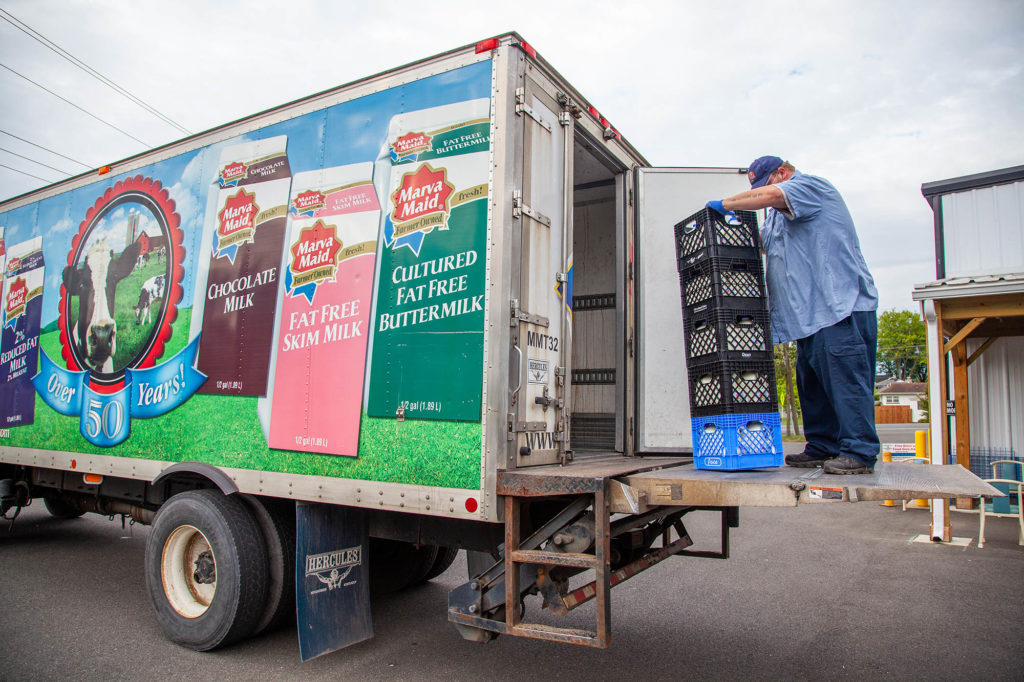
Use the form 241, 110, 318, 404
43, 494, 85, 519
241, 495, 295, 635
145, 490, 269, 651
368, 538, 438, 594
422, 546, 459, 581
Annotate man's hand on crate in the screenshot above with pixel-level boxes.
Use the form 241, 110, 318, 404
705, 200, 740, 224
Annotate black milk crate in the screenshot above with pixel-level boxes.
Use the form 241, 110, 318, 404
678, 256, 766, 318
687, 359, 778, 417
674, 208, 760, 270
684, 308, 772, 364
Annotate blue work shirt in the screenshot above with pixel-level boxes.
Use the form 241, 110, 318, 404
760, 170, 878, 343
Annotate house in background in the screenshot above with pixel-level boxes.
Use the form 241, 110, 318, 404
878, 381, 928, 421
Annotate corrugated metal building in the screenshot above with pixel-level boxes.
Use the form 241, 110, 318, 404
913, 164, 1024, 481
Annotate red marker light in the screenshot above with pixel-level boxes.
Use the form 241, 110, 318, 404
84, 473, 103, 484
465, 497, 479, 513
98, 165, 111, 175
519, 41, 537, 58
475, 38, 500, 53
588, 105, 600, 120
600, 117, 609, 128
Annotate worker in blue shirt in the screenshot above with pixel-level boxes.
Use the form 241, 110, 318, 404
706, 156, 879, 474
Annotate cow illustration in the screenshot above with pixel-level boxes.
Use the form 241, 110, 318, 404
134, 274, 166, 326
62, 239, 141, 373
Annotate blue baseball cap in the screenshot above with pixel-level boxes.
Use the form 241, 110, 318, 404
747, 155, 783, 188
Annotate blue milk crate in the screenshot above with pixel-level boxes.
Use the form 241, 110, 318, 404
691, 412, 783, 471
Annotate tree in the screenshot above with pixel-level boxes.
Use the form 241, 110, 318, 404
774, 342, 801, 436
876, 309, 927, 381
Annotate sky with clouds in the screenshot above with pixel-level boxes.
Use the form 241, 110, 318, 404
0, 0, 1022, 315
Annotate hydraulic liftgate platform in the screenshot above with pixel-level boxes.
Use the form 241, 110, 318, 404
448, 455, 999, 648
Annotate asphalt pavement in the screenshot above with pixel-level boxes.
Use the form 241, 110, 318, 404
1, 484, 1021, 681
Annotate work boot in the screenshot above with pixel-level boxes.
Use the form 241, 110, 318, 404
784, 452, 835, 468
822, 455, 874, 475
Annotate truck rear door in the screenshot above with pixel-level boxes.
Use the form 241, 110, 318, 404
634, 167, 751, 453
511, 68, 573, 467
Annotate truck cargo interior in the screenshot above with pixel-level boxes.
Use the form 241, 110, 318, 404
570, 132, 626, 453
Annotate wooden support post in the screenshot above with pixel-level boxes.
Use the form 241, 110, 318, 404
952, 338, 974, 510
967, 337, 997, 367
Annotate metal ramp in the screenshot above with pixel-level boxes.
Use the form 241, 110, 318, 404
623, 461, 1000, 507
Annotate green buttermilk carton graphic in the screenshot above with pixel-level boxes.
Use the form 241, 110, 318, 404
366, 99, 491, 422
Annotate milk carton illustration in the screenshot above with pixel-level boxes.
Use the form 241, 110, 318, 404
258, 163, 380, 456
0, 236, 44, 427
195, 136, 292, 396
365, 99, 491, 421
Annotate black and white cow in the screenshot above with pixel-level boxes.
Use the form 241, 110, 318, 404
62, 239, 141, 373
133, 274, 166, 326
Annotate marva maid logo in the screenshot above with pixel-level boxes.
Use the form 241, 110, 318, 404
214, 188, 260, 263
383, 163, 454, 256
286, 220, 343, 304
390, 131, 432, 163
291, 189, 326, 218
219, 161, 249, 188
4, 277, 27, 329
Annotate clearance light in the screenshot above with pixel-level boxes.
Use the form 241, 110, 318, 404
70, 459, 77, 469
587, 105, 600, 120
475, 38, 500, 53
98, 165, 111, 175
84, 473, 103, 485
519, 41, 537, 58
465, 497, 479, 513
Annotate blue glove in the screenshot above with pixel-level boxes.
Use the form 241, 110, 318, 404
706, 200, 741, 225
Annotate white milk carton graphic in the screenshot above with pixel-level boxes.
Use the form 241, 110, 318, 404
258, 163, 380, 455
365, 98, 491, 421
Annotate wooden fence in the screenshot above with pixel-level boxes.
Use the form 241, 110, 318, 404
875, 405, 913, 424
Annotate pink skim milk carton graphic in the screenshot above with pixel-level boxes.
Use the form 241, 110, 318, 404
258, 163, 380, 456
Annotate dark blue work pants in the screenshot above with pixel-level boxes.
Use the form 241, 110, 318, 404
796, 311, 879, 466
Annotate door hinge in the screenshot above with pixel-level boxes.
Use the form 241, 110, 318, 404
512, 190, 552, 227
510, 298, 550, 328
558, 112, 571, 127
515, 87, 552, 132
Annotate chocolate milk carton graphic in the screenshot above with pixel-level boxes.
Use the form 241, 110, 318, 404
366, 99, 491, 421
196, 136, 292, 395
258, 164, 380, 456
0, 236, 44, 427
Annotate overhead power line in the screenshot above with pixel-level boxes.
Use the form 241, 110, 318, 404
0, 8, 190, 135
0, 129, 92, 169
0, 146, 72, 176
0, 62, 151, 147
0, 161, 54, 183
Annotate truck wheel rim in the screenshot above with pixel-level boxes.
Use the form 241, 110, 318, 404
161, 524, 217, 618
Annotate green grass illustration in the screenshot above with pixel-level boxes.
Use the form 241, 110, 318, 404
16, 307, 481, 490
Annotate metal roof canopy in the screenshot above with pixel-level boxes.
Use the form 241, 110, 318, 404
914, 165, 1024, 540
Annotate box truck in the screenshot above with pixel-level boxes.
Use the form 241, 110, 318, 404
0, 33, 993, 659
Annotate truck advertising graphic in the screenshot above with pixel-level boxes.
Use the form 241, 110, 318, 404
0, 60, 494, 489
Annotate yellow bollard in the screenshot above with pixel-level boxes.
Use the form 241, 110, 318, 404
914, 430, 929, 508
881, 451, 895, 506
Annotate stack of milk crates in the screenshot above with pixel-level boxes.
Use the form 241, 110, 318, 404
675, 208, 783, 470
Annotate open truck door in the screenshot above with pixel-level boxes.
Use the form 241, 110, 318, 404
633, 167, 752, 453
510, 67, 574, 467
